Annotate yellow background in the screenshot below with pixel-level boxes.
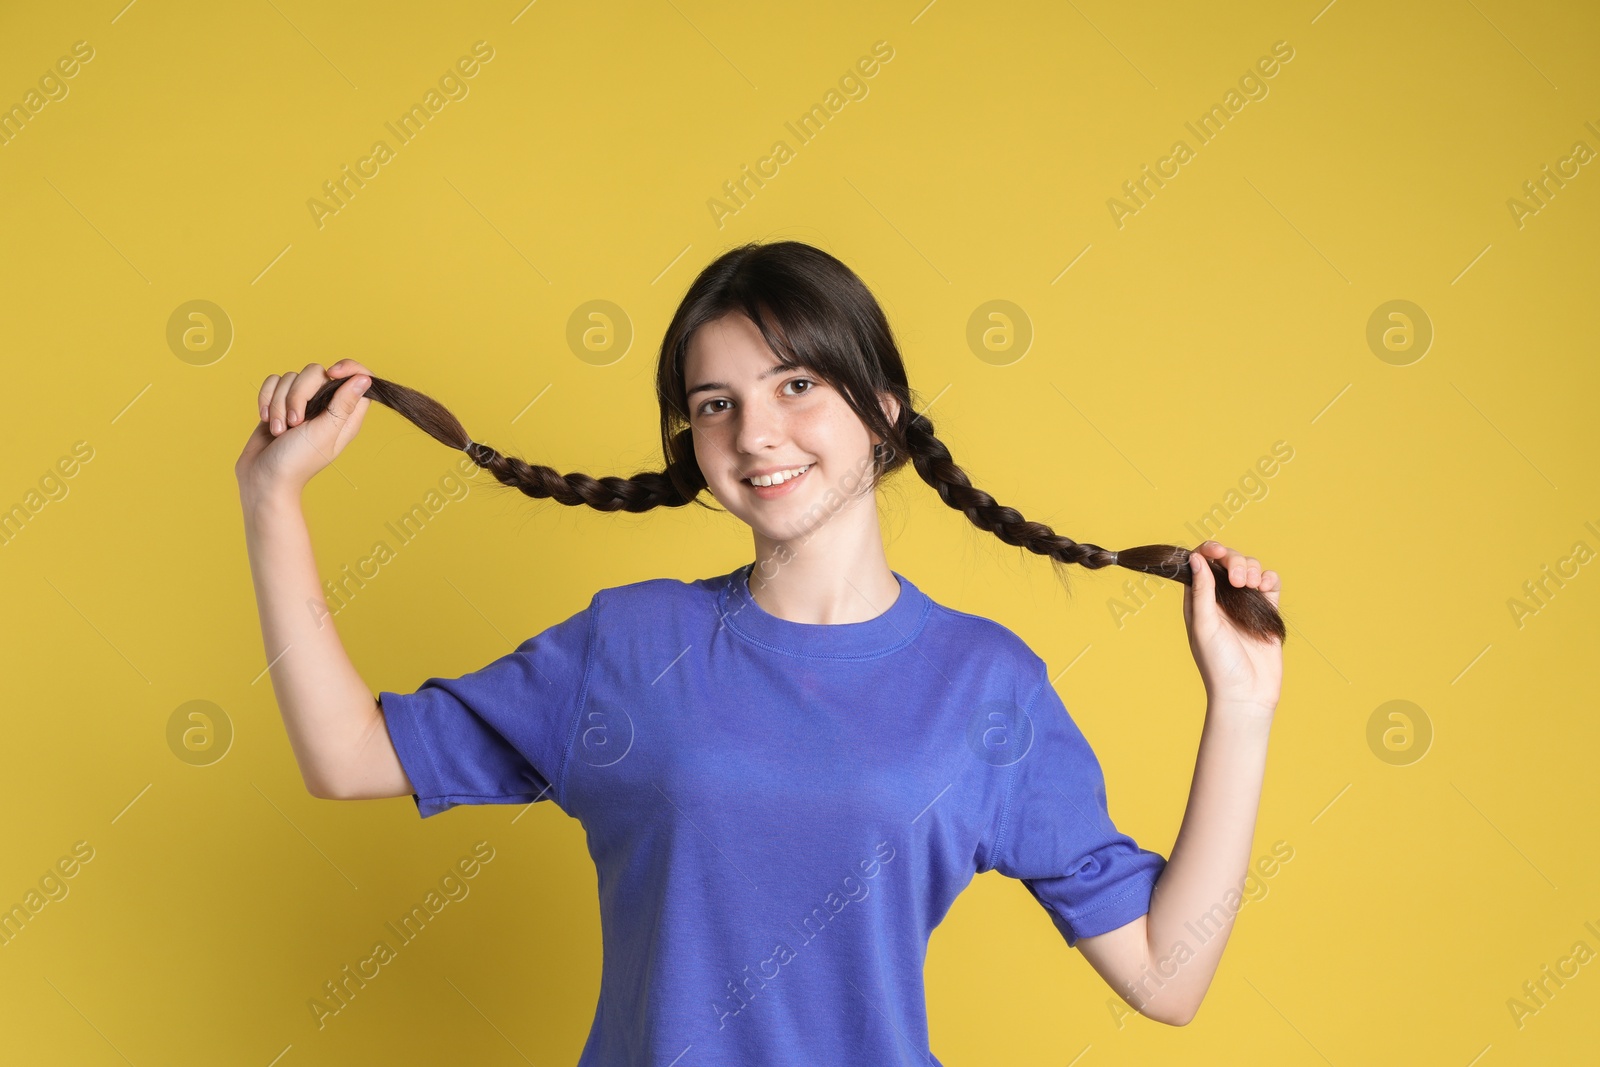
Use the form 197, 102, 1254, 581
2, 0, 1596, 1063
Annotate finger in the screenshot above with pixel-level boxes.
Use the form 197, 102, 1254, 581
1244, 556, 1262, 589
1260, 569, 1280, 608
1195, 541, 1236, 591
257, 374, 280, 423
268, 371, 298, 435
285, 363, 328, 428
328, 358, 374, 381
1227, 550, 1249, 588
328, 372, 373, 435
1188, 548, 1218, 623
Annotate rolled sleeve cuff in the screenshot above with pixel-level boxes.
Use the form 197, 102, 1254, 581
1031, 849, 1167, 947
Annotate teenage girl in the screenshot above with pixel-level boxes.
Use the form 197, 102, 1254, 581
236, 241, 1283, 1065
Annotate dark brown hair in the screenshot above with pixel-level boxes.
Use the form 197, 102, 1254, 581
302, 241, 1285, 643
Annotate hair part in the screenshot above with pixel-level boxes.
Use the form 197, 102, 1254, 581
301, 241, 1285, 644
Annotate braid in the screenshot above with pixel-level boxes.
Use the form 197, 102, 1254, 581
897, 413, 1287, 645
302, 374, 705, 513
304, 372, 1283, 644
902, 415, 1119, 570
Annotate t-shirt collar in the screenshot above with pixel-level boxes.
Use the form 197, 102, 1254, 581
716, 561, 931, 659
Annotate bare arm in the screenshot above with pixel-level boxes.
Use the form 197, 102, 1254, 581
1075, 703, 1273, 1025
235, 359, 413, 802
1076, 542, 1283, 1025
241, 490, 414, 800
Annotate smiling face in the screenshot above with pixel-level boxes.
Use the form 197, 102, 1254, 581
683, 311, 894, 545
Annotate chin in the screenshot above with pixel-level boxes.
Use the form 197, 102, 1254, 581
740, 512, 813, 542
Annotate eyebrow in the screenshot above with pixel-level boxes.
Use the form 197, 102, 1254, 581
686, 359, 806, 400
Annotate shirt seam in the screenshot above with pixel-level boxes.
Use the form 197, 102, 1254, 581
1053, 869, 1164, 945
419, 788, 546, 806
987, 659, 1049, 873
551, 587, 602, 810
716, 570, 932, 660
392, 691, 449, 807
1065, 870, 1162, 924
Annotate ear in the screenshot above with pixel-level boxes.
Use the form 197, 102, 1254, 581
874, 391, 901, 441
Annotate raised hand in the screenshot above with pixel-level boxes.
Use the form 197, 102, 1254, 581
235, 360, 375, 503
1182, 540, 1283, 716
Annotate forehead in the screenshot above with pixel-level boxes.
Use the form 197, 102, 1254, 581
684, 313, 775, 370
684, 313, 806, 397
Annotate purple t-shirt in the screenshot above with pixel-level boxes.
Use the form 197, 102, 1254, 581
378, 562, 1166, 1066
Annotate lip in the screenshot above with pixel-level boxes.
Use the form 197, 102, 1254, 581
742, 461, 814, 479
742, 464, 812, 499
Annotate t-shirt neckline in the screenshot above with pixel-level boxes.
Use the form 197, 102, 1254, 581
716, 561, 931, 659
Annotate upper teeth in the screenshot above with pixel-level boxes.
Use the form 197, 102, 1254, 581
747, 464, 810, 486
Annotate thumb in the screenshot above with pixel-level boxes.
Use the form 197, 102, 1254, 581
307, 371, 369, 454
1187, 548, 1219, 627
319, 372, 373, 444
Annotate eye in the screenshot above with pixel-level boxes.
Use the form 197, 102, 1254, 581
694, 377, 819, 417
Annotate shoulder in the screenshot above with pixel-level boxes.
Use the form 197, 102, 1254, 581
582, 571, 724, 637
922, 597, 1048, 682
590, 571, 719, 612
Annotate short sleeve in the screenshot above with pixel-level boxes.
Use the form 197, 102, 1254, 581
985, 663, 1168, 946
377, 594, 597, 818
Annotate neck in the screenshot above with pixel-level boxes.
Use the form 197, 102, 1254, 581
748, 504, 900, 625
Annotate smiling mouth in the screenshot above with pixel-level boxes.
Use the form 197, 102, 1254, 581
742, 464, 813, 493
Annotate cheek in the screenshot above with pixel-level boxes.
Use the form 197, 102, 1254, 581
689, 431, 716, 475
810, 405, 867, 451
693, 424, 740, 487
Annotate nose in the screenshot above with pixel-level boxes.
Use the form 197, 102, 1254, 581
733, 395, 786, 456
